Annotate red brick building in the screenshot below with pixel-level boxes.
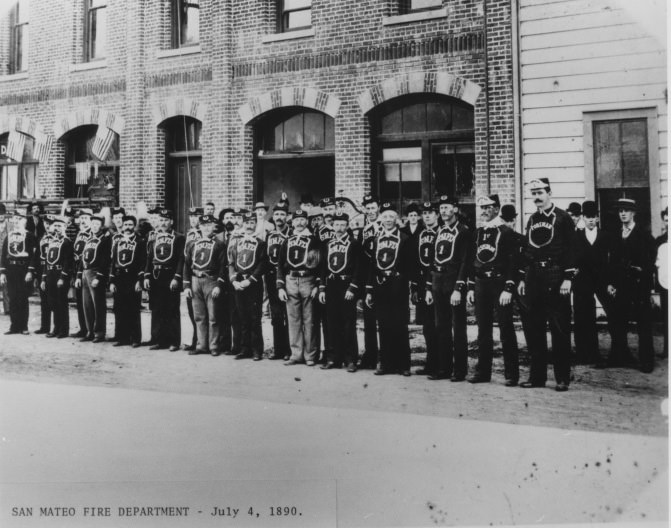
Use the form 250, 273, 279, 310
0, 0, 514, 232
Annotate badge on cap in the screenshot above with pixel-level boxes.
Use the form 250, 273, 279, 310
380, 202, 396, 213
477, 194, 500, 208
333, 211, 349, 223
362, 195, 379, 206
527, 178, 551, 191
199, 214, 216, 224
293, 209, 308, 219
437, 195, 457, 206
421, 201, 436, 212
188, 207, 204, 216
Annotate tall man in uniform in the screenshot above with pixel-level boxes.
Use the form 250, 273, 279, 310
466, 195, 519, 386
517, 178, 576, 391
225, 207, 246, 355
41, 216, 73, 339
278, 208, 321, 366
109, 215, 146, 348
315, 202, 337, 363
0, 211, 37, 335
183, 207, 203, 351
76, 214, 112, 343
265, 202, 291, 359
319, 211, 362, 372
70, 209, 93, 337
183, 214, 227, 356
357, 194, 381, 369
109, 206, 126, 342
655, 207, 668, 359
144, 209, 185, 352
425, 195, 472, 381
36, 214, 54, 334
215, 206, 235, 353
610, 198, 656, 372
229, 211, 267, 360
0, 203, 9, 315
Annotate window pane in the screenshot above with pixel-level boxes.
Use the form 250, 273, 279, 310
452, 104, 473, 130
285, 0, 311, 9
286, 9, 311, 29
381, 108, 403, 135
382, 163, 400, 182
401, 161, 422, 182
621, 120, 648, 186
181, 2, 199, 45
426, 101, 452, 131
22, 136, 35, 161
382, 147, 421, 162
90, 8, 107, 59
304, 112, 325, 150
403, 103, 426, 133
21, 164, 36, 199
325, 118, 335, 150
410, 0, 442, 10
5, 166, 19, 200
283, 113, 303, 151
595, 122, 622, 188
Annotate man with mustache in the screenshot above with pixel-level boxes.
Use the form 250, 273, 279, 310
517, 178, 576, 391
265, 202, 291, 360
41, 216, 73, 339
183, 207, 203, 352
70, 209, 93, 337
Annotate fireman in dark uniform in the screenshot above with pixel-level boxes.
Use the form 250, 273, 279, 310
143, 209, 185, 351
466, 195, 519, 386
357, 194, 381, 369
229, 211, 267, 360
41, 216, 73, 339
215, 207, 235, 354
315, 200, 338, 363
265, 202, 291, 359
517, 178, 576, 391
610, 198, 656, 372
109, 215, 146, 348
183, 214, 227, 356
76, 214, 112, 343
26, 203, 49, 334
109, 206, 126, 343
70, 209, 93, 337
318, 211, 362, 371
425, 195, 472, 381
225, 207, 246, 355
183, 207, 203, 351
412, 201, 439, 376
365, 202, 413, 376
0, 211, 37, 335
36, 213, 54, 335
572, 200, 617, 366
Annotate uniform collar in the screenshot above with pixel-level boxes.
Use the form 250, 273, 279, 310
483, 216, 503, 229
294, 228, 311, 237
444, 220, 459, 232
381, 226, 399, 236
334, 231, 350, 242
539, 204, 555, 217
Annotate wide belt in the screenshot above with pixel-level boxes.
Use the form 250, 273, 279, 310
288, 270, 313, 278
476, 269, 503, 279
328, 273, 352, 281
46, 265, 63, 271
7, 259, 29, 266
193, 270, 214, 278
433, 264, 457, 273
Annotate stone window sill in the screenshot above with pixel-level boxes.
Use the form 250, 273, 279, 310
262, 28, 315, 44
156, 45, 202, 59
0, 71, 28, 82
69, 60, 107, 72
382, 8, 448, 26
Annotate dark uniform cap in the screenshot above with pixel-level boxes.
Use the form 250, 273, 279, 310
188, 207, 204, 216
567, 202, 582, 216
616, 198, 637, 211
332, 211, 349, 223
320, 197, 335, 207
380, 202, 397, 213
437, 195, 458, 206
90, 214, 105, 223
199, 214, 217, 224
477, 194, 500, 208
158, 208, 173, 219
362, 194, 379, 206
242, 211, 257, 222
147, 206, 161, 215
500, 204, 517, 222
272, 202, 289, 213
43, 214, 56, 223
232, 207, 247, 217
218, 207, 233, 220
292, 209, 308, 219
111, 207, 126, 216
122, 215, 137, 225
527, 178, 551, 191
421, 201, 437, 213
581, 201, 598, 217
405, 202, 420, 215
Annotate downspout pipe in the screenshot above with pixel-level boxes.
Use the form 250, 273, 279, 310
484, 0, 491, 195
511, 0, 525, 232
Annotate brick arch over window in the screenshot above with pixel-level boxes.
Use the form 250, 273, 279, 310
53, 108, 125, 139
357, 72, 482, 115
238, 87, 341, 125
151, 97, 208, 128
0, 114, 46, 137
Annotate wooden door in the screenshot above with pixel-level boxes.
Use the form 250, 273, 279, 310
168, 157, 201, 234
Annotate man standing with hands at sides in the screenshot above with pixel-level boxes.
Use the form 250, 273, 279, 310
425, 196, 472, 382
265, 202, 291, 360
229, 211, 267, 360
76, 214, 112, 343
183, 214, 227, 356
36, 214, 54, 335
0, 210, 37, 335
183, 207, 203, 352
144, 209, 185, 352
466, 195, 519, 386
517, 179, 576, 391
319, 211, 362, 372
42, 216, 73, 339
357, 194, 381, 369
70, 209, 93, 337
109, 215, 146, 348
109, 207, 126, 343
278, 208, 321, 366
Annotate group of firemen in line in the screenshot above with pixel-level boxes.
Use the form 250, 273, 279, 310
0, 176, 667, 392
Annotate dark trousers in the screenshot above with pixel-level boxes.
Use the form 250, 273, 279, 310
573, 275, 615, 364
39, 281, 51, 332
432, 271, 468, 378
235, 281, 263, 357
514, 292, 533, 354
325, 279, 358, 366
186, 296, 197, 347
230, 285, 242, 353
46, 270, 69, 337
417, 300, 438, 373
313, 300, 331, 360
6, 266, 30, 332
265, 273, 290, 358
1, 281, 9, 314
82, 269, 107, 339
75, 280, 87, 334
215, 288, 232, 353
113, 274, 142, 345
373, 276, 410, 373
149, 270, 181, 347
473, 277, 519, 381
525, 264, 571, 385
360, 302, 379, 366
661, 288, 668, 358
611, 277, 654, 370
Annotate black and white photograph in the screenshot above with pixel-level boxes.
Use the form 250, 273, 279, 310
0, 0, 668, 526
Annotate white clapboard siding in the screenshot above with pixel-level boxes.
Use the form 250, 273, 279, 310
524, 137, 583, 154
520, 0, 622, 21
521, 36, 661, 65
522, 84, 667, 110
522, 23, 648, 50
520, 8, 631, 36
523, 103, 661, 125
525, 167, 588, 183
522, 68, 667, 95
522, 51, 664, 80
524, 121, 584, 139
524, 152, 584, 168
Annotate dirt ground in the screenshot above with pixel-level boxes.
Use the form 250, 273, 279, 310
0, 298, 668, 437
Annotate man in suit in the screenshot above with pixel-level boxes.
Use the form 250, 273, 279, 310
655, 206, 668, 359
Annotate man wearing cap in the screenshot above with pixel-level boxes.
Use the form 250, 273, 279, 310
75, 214, 112, 343
411, 201, 440, 376
0, 211, 38, 335
215, 207, 236, 353
571, 200, 617, 366
425, 195, 472, 381
401, 203, 423, 238
0, 203, 9, 315
70, 209, 93, 337
364, 202, 413, 376
35, 213, 54, 335
277, 208, 321, 366
109, 215, 146, 348
609, 198, 656, 372
265, 202, 291, 359
183, 207, 203, 351
183, 214, 227, 356
64, 207, 78, 242
318, 211, 362, 371
228, 211, 267, 360
313, 203, 335, 364
223, 207, 247, 355
109, 207, 126, 342
25, 202, 46, 241
144, 209, 185, 351
41, 216, 73, 339
466, 195, 519, 386
357, 194, 381, 369
517, 178, 576, 391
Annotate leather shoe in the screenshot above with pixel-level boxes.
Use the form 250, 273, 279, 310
148, 344, 164, 350
284, 359, 298, 365
346, 363, 357, 373
253, 354, 262, 361
57, 334, 68, 339
211, 350, 221, 357
235, 352, 251, 360
270, 354, 284, 360
467, 376, 490, 384
555, 382, 569, 392
141, 341, 156, 347
374, 368, 389, 375
183, 344, 196, 351
20, 330, 29, 335
113, 342, 126, 347
428, 372, 449, 380
46, 333, 57, 338
320, 362, 337, 370
70, 331, 86, 338
306, 360, 316, 366
415, 368, 433, 376
34, 329, 48, 334
190, 349, 206, 356
400, 370, 411, 377
92, 336, 104, 343
450, 375, 466, 382
504, 379, 518, 387
520, 380, 545, 388
4, 330, 18, 335
222, 350, 235, 356
169, 345, 180, 352
131, 342, 141, 348
79, 335, 93, 342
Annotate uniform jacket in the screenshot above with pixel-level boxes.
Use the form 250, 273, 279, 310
424, 220, 472, 292
319, 231, 363, 296
25, 215, 46, 241
72, 228, 92, 266
467, 218, 517, 292
109, 233, 147, 285
655, 232, 667, 292
144, 229, 186, 282
183, 233, 228, 288
410, 224, 438, 295
0, 230, 38, 274
365, 226, 414, 291
78, 230, 112, 280
572, 227, 616, 288
182, 227, 201, 277
42, 234, 74, 281
276, 229, 321, 289
227, 233, 266, 284
38, 233, 52, 273
265, 225, 290, 275
357, 218, 382, 260
612, 223, 656, 291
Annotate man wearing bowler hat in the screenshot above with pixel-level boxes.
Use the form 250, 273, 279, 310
41, 216, 73, 339
609, 198, 656, 372
265, 202, 291, 359
517, 178, 576, 391
183, 206, 203, 351
144, 209, 185, 351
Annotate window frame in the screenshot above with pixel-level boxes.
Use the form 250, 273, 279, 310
278, 0, 312, 33
171, 0, 200, 49
84, 0, 107, 62
10, 0, 29, 73
402, 0, 443, 14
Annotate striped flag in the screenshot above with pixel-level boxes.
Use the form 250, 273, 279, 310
5, 129, 26, 162
33, 131, 54, 163
92, 126, 116, 161
75, 162, 90, 185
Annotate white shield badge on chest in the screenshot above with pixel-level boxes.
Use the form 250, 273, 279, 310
117, 238, 137, 267
376, 234, 400, 271
8, 232, 27, 257
46, 239, 63, 265
287, 237, 309, 267
435, 228, 457, 265
328, 239, 350, 273
154, 233, 175, 263
476, 228, 500, 264
267, 233, 285, 265
83, 238, 101, 264
529, 212, 555, 248
237, 238, 258, 272
418, 231, 435, 267
193, 239, 214, 269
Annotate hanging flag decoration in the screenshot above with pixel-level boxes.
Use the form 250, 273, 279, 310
5, 129, 26, 162
92, 126, 116, 161
75, 162, 90, 185
33, 130, 54, 163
